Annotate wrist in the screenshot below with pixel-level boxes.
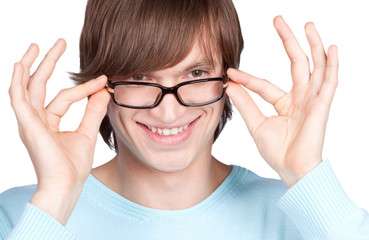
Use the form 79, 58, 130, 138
30, 182, 84, 226
278, 160, 358, 239
279, 159, 322, 188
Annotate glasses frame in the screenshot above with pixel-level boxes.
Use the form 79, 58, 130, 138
106, 76, 229, 109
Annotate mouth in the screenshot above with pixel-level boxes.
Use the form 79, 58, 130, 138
138, 117, 200, 146
145, 122, 191, 136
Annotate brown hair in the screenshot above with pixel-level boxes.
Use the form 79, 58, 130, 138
72, 0, 243, 152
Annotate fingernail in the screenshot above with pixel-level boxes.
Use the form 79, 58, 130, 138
26, 44, 33, 53
54, 39, 61, 47
96, 75, 107, 81
227, 68, 237, 74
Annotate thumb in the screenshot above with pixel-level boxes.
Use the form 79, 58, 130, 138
77, 88, 110, 142
226, 81, 266, 136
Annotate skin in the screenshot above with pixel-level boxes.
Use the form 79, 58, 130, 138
9, 16, 338, 225
226, 16, 338, 187
91, 41, 231, 210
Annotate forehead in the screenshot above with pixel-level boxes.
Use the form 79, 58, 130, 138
151, 41, 223, 76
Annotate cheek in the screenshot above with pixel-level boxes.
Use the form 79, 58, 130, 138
107, 101, 115, 117
217, 98, 226, 116
209, 98, 226, 121
106, 102, 120, 127
106, 102, 133, 136
107, 101, 135, 123
200, 98, 226, 133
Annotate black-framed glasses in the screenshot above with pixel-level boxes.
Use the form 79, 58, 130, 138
106, 76, 229, 109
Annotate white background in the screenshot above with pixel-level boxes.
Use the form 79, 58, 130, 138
0, 0, 368, 211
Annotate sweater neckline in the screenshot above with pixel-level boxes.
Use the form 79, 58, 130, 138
84, 165, 246, 218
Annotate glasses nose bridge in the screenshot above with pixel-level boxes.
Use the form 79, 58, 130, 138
158, 85, 183, 106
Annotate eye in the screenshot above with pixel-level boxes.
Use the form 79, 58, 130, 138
131, 74, 146, 81
191, 70, 203, 78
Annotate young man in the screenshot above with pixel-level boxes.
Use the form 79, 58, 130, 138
1, 0, 368, 239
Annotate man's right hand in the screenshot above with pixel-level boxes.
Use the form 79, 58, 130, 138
9, 39, 110, 225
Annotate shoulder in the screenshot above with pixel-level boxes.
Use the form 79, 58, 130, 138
216, 165, 301, 237
229, 165, 288, 209
0, 184, 37, 207
0, 185, 37, 229
232, 165, 287, 196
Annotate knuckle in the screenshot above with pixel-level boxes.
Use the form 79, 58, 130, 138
261, 78, 271, 85
9, 94, 19, 109
14, 62, 22, 68
57, 86, 80, 103
57, 88, 71, 102
78, 83, 92, 97
10, 100, 16, 109
57, 89, 65, 98
292, 54, 309, 64
58, 88, 67, 95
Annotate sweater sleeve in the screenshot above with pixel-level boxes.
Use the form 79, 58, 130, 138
277, 160, 369, 240
4, 203, 77, 240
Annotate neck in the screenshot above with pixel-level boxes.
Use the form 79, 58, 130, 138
92, 149, 231, 210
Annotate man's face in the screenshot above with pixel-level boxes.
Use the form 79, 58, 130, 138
107, 42, 225, 172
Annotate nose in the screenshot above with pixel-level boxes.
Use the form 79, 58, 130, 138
149, 92, 187, 124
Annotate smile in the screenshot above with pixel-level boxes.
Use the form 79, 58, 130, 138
138, 117, 200, 146
146, 123, 189, 136
140, 116, 201, 146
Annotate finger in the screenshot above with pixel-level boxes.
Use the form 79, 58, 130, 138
226, 81, 267, 136
227, 68, 286, 106
28, 39, 67, 109
273, 16, 310, 86
76, 88, 110, 142
318, 45, 338, 108
9, 63, 27, 112
46, 75, 107, 119
9, 63, 38, 127
305, 22, 327, 91
20, 44, 40, 89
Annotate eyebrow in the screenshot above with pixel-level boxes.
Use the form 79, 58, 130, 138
180, 61, 216, 74
137, 60, 220, 79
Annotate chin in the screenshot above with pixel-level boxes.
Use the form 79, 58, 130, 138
137, 147, 197, 173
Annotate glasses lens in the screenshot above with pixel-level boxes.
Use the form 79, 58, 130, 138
114, 84, 162, 108
178, 80, 224, 105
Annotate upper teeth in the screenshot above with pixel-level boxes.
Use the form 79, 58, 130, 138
147, 124, 189, 136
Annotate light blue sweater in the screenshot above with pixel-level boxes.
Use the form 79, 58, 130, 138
1, 161, 368, 239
